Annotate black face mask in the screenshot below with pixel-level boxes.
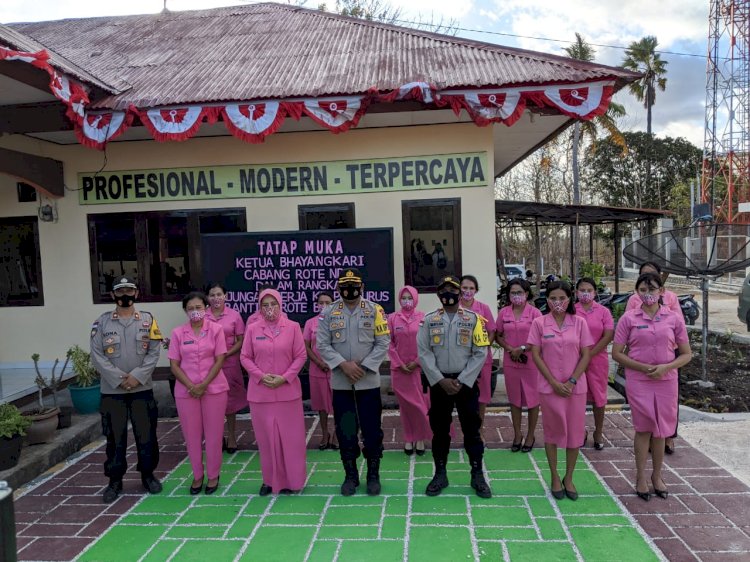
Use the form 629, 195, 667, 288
115, 294, 136, 308
340, 285, 361, 301
439, 291, 459, 306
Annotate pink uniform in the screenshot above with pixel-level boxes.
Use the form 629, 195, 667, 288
497, 303, 542, 408
388, 286, 431, 443
240, 289, 307, 492
303, 314, 333, 414
575, 302, 614, 408
168, 319, 229, 481
206, 306, 247, 414
528, 314, 594, 449
465, 299, 496, 404
626, 290, 681, 315
614, 306, 688, 438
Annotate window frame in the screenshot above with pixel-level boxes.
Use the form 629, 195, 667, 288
298, 203, 355, 230
401, 198, 462, 292
0, 215, 44, 307
87, 208, 246, 304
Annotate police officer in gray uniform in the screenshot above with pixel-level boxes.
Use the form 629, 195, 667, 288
418, 275, 492, 498
90, 276, 163, 503
317, 268, 390, 496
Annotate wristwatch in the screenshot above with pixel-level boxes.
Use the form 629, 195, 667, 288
520, 345, 527, 352
568, 376, 577, 385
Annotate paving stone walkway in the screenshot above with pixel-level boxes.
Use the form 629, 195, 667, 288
12, 411, 750, 561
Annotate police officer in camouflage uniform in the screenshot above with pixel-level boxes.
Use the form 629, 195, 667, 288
317, 268, 390, 496
90, 276, 163, 503
418, 275, 493, 498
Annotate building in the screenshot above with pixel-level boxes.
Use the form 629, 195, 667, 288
0, 3, 637, 366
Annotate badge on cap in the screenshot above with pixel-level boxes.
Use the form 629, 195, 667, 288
106, 347, 114, 354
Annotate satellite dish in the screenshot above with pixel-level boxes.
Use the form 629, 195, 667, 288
623, 223, 750, 381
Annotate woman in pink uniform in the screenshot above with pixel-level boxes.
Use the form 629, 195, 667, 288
459, 275, 496, 424
303, 291, 337, 450
574, 277, 614, 450
388, 286, 431, 456
612, 272, 692, 501
625, 262, 681, 454
206, 283, 246, 454
168, 291, 228, 495
528, 281, 592, 501
241, 288, 307, 495
496, 278, 542, 453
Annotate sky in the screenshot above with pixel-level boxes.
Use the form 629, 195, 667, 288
1, 0, 710, 148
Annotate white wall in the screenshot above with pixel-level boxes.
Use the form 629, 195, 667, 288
0, 122, 496, 364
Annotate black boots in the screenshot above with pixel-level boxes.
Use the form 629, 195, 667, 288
425, 460, 449, 496
341, 459, 360, 496
470, 459, 492, 498
366, 458, 381, 496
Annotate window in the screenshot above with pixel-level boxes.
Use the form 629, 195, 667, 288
298, 203, 355, 230
0, 216, 44, 306
402, 199, 461, 291
88, 209, 246, 303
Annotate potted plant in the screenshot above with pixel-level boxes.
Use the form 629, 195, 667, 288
68, 345, 101, 414
0, 403, 31, 470
24, 353, 69, 444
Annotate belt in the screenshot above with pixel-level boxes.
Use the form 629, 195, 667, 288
442, 372, 461, 379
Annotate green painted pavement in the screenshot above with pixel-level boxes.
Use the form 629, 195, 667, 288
76, 449, 659, 562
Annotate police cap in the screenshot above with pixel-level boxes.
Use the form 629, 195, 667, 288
112, 276, 138, 290
338, 268, 363, 285
436, 275, 461, 290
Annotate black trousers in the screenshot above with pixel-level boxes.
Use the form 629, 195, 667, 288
429, 379, 484, 464
100, 390, 160, 482
333, 387, 384, 462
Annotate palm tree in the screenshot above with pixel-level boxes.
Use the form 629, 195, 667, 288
622, 36, 668, 136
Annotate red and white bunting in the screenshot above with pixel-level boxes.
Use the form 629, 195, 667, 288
302, 96, 367, 133
75, 111, 132, 150
380, 81, 438, 104
0, 46, 49, 69
221, 101, 286, 144
138, 106, 216, 142
538, 80, 614, 119
461, 90, 524, 126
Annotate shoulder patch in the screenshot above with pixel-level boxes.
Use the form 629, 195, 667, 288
149, 318, 163, 340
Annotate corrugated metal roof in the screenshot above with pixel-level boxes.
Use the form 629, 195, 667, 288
0, 23, 119, 93
9, 3, 639, 110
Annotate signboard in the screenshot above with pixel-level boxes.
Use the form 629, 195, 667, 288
201, 228, 394, 324
77, 152, 487, 204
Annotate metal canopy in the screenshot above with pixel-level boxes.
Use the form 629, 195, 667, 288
495, 200, 670, 225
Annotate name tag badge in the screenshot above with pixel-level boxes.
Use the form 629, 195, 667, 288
184, 340, 195, 345
256, 336, 267, 340
636, 325, 649, 329
543, 334, 555, 339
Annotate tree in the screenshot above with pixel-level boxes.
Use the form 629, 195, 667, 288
622, 36, 668, 136
584, 132, 701, 218
317, 0, 458, 34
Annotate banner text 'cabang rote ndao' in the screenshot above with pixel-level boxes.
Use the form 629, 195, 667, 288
77, 153, 487, 204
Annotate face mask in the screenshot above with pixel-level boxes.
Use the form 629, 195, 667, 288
577, 291, 594, 304
549, 299, 569, 314
400, 298, 415, 311
439, 291, 459, 306
461, 289, 476, 301
510, 294, 526, 306
115, 294, 135, 308
262, 307, 280, 321
208, 295, 225, 309
340, 285, 361, 301
639, 292, 660, 306
188, 310, 206, 323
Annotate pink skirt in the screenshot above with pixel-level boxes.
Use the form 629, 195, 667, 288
477, 354, 494, 404
586, 354, 609, 408
391, 369, 431, 442
627, 376, 678, 438
310, 375, 333, 414
249, 399, 307, 492
540, 392, 587, 449
504, 366, 539, 409
224, 358, 248, 414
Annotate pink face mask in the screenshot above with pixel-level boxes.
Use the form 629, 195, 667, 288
400, 298, 415, 311
510, 294, 526, 306
208, 295, 225, 309
262, 307, 280, 322
639, 292, 660, 306
188, 310, 206, 323
461, 289, 476, 301
577, 291, 594, 304
549, 299, 569, 314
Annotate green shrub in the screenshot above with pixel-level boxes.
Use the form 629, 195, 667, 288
0, 403, 31, 439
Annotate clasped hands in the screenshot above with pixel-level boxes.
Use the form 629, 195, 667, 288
438, 378, 462, 395
644, 364, 668, 379
340, 361, 366, 383
399, 361, 419, 374
119, 374, 140, 392
261, 374, 286, 388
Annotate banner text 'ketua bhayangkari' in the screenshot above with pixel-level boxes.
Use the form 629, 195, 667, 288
77, 152, 487, 204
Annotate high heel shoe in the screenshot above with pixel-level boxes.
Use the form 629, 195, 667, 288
521, 437, 535, 453
415, 442, 426, 456
551, 488, 565, 500
510, 441, 522, 452
190, 479, 204, 495
204, 478, 220, 495
635, 489, 651, 501
651, 476, 668, 499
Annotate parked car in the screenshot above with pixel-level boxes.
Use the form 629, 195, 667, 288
738, 273, 750, 330
499, 264, 525, 281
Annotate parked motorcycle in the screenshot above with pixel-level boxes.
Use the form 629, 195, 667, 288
601, 291, 699, 325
